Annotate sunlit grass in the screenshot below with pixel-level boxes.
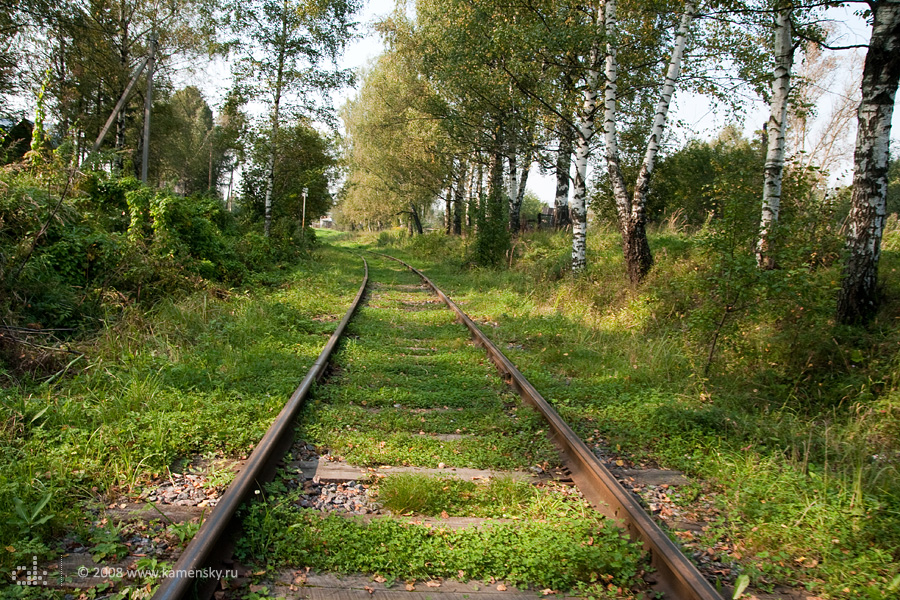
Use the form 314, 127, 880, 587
337, 228, 900, 599
300, 255, 559, 470
0, 247, 364, 574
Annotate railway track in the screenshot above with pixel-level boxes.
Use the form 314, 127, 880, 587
148, 252, 722, 600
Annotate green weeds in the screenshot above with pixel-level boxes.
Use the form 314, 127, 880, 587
0, 246, 363, 577
298, 256, 559, 470
340, 229, 900, 599
376, 473, 590, 520
237, 499, 642, 592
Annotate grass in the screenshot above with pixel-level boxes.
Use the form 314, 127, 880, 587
375, 473, 594, 520
0, 244, 364, 584
298, 255, 560, 470
339, 226, 900, 600
237, 498, 642, 594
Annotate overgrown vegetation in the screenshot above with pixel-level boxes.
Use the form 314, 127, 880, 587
352, 216, 900, 598
237, 257, 641, 596
299, 257, 559, 470
376, 473, 589, 520
238, 498, 642, 594
0, 165, 317, 337
0, 225, 362, 582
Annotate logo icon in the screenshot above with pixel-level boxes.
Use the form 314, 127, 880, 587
11, 556, 47, 586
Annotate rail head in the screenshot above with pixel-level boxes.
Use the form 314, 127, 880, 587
370, 251, 722, 600
152, 257, 369, 600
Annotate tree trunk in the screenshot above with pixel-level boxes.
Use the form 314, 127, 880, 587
554, 118, 573, 228
603, 0, 632, 233
515, 157, 530, 232
141, 37, 157, 185
410, 203, 424, 235
453, 161, 466, 235
470, 159, 483, 230
605, 0, 695, 285
114, 18, 129, 173
756, 5, 794, 269
226, 165, 235, 211
572, 43, 599, 274
506, 141, 520, 232
444, 191, 453, 234
837, 2, 900, 324
263, 17, 288, 238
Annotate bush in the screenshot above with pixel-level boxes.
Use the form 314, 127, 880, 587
0, 168, 305, 339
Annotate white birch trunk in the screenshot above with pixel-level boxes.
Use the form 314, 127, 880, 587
632, 0, 696, 207
837, 2, 900, 323
572, 43, 600, 273
515, 155, 531, 230
554, 119, 573, 227
756, 5, 794, 269
602, 0, 631, 228
506, 147, 519, 231
605, 0, 695, 284
506, 147, 518, 208
263, 97, 280, 238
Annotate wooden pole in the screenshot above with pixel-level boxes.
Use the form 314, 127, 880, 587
141, 36, 158, 184
92, 54, 151, 155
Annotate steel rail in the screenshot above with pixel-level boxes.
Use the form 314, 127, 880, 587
152, 258, 369, 600
372, 252, 722, 600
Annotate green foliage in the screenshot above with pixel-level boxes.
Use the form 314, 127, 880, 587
90, 524, 129, 563
340, 224, 900, 598
238, 500, 642, 591
298, 256, 558, 471
474, 190, 510, 268
0, 165, 322, 333
0, 247, 364, 576
376, 474, 584, 521
339, 48, 452, 231
239, 121, 337, 230
593, 125, 764, 227
8, 493, 54, 535
167, 519, 201, 545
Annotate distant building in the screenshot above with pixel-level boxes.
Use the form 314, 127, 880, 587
0, 117, 33, 164
317, 216, 334, 229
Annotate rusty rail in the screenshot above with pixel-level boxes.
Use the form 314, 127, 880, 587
372, 252, 722, 600
152, 258, 369, 600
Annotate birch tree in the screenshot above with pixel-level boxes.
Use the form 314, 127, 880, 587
756, 3, 795, 269
572, 38, 600, 273
836, 1, 900, 324
227, 0, 358, 236
340, 47, 453, 232
554, 118, 574, 228
603, 0, 696, 284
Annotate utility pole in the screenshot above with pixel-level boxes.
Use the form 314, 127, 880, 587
141, 35, 158, 184
91, 54, 152, 155
301, 187, 308, 239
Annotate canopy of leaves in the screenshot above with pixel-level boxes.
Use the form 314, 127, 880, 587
340, 47, 452, 230
240, 119, 337, 228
